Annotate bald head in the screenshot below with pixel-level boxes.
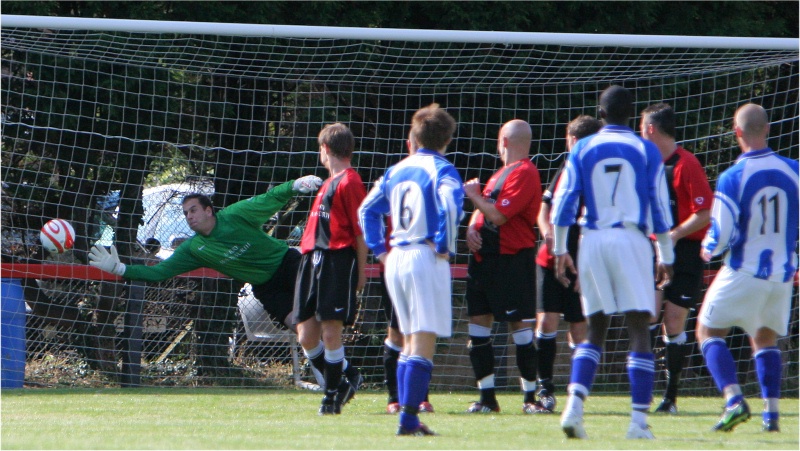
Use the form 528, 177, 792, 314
734, 103, 769, 152
498, 119, 532, 163
735, 103, 769, 139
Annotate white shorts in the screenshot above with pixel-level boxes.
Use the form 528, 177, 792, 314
699, 265, 792, 336
577, 228, 656, 316
384, 244, 453, 337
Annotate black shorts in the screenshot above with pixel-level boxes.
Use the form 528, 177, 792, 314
251, 247, 300, 326
294, 247, 359, 325
466, 248, 536, 322
536, 264, 585, 323
663, 239, 704, 309
378, 273, 400, 330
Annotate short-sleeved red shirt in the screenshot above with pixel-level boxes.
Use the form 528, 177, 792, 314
665, 146, 713, 242
473, 159, 542, 255
300, 167, 366, 254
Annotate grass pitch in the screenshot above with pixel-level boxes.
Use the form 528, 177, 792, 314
2, 388, 797, 449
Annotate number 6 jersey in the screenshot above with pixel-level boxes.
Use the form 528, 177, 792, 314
359, 148, 464, 258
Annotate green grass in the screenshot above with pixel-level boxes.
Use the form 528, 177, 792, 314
2, 389, 797, 449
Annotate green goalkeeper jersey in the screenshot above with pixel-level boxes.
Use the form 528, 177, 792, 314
123, 181, 295, 286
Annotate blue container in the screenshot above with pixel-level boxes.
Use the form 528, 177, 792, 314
1, 278, 26, 388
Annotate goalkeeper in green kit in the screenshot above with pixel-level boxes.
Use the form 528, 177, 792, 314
88, 176, 324, 331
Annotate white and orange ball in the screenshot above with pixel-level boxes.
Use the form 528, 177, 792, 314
40, 219, 76, 254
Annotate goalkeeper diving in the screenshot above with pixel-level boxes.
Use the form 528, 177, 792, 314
89, 176, 323, 331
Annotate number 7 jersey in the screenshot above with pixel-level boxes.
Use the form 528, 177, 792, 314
702, 148, 799, 283
551, 125, 673, 236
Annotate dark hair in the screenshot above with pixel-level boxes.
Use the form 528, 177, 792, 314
318, 122, 355, 159
182, 193, 214, 215
567, 115, 602, 140
410, 103, 456, 151
599, 85, 634, 125
641, 103, 676, 138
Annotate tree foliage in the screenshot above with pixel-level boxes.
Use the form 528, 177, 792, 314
1, 1, 796, 260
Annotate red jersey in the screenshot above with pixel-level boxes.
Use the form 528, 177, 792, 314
300, 167, 366, 254
664, 146, 713, 242
473, 159, 542, 255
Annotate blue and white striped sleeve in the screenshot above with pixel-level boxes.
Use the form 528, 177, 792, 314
551, 154, 581, 228
358, 176, 390, 257
649, 148, 673, 234
435, 167, 465, 256
702, 171, 740, 257
550, 153, 581, 255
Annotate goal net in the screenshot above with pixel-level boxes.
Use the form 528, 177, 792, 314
1, 16, 798, 395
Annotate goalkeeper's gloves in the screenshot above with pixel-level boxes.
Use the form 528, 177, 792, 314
292, 175, 323, 194
88, 244, 126, 276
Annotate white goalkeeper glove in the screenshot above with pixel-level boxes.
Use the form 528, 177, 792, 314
292, 175, 323, 194
88, 244, 126, 276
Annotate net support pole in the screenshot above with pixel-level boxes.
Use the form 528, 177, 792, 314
120, 278, 145, 387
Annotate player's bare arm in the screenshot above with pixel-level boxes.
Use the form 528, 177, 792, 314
670, 209, 711, 245
536, 202, 554, 255
463, 178, 508, 226
355, 234, 368, 292
655, 262, 674, 290
554, 252, 577, 288
465, 211, 483, 253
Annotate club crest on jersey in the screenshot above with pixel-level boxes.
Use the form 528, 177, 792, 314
695, 196, 705, 205
501, 199, 510, 206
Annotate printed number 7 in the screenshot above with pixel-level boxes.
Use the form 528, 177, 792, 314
604, 164, 622, 206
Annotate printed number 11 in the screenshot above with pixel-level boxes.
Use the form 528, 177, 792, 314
759, 193, 780, 234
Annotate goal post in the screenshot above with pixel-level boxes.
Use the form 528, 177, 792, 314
1, 15, 797, 394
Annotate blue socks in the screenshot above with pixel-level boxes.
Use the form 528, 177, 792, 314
627, 352, 655, 410
701, 338, 742, 406
755, 347, 781, 423
396, 353, 408, 406
755, 347, 781, 399
569, 343, 602, 395
399, 356, 433, 431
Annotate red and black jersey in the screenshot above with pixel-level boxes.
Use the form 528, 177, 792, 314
536, 161, 581, 269
664, 146, 713, 242
300, 167, 366, 254
473, 159, 542, 255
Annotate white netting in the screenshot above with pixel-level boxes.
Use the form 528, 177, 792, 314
1, 17, 797, 394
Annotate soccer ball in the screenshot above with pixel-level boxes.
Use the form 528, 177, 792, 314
40, 219, 76, 254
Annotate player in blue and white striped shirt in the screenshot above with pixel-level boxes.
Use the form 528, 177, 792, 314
697, 103, 799, 433
358, 104, 464, 437
551, 86, 674, 440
